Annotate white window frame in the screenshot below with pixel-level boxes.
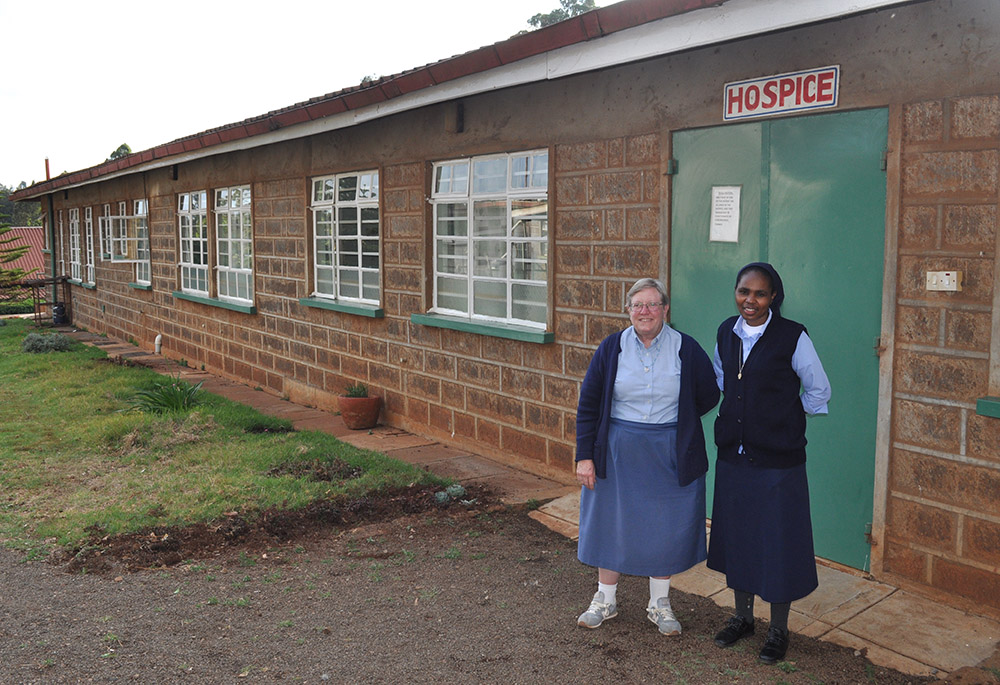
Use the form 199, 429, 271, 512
133, 200, 151, 285
84, 207, 95, 284
98, 200, 150, 268
430, 150, 549, 328
69, 208, 81, 280
57, 210, 65, 277
100, 204, 112, 258
178, 191, 209, 295
214, 185, 253, 304
310, 170, 380, 305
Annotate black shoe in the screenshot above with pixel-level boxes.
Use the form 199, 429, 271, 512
759, 626, 789, 664
713, 615, 755, 648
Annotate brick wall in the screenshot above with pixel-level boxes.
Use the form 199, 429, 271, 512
54, 133, 662, 484
886, 94, 1000, 612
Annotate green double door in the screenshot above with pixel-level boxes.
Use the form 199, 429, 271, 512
670, 108, 888, 570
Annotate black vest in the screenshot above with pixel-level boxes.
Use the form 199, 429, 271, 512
715, 315, 808, 468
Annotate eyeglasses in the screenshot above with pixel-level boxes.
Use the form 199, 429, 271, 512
627, 302, 664, 312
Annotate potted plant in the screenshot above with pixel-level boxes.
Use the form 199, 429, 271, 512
338, 382, 382, 430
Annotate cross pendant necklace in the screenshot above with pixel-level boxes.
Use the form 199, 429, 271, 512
738, 339, 746, 380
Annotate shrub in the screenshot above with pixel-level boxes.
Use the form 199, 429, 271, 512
126, 376, 204, 413
0, 301, 34, 315
22, 332, 75, 353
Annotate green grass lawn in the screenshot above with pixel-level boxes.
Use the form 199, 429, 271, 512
0, 318, 443, 559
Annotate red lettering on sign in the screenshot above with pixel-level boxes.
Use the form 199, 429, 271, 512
803, 74, 817, 103
817, 71, 835, 103
763, 81, 778, 108
779, 78, 795, 106
723, 66, 839, 120
727, 86, 744, 116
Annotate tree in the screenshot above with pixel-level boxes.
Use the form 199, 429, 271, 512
0, 184, 41, 227
0, 219, 32, 287
528, 0, 597, 28
108, 143, 132, 161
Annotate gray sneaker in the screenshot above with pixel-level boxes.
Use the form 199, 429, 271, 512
647, 597, 682, 635
577, 591, 618, 629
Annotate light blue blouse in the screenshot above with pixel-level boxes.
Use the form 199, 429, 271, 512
611, 324, 682, 423
711, 311, 831, 416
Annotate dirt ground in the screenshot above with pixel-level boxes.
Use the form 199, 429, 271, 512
0, 488, 939, 684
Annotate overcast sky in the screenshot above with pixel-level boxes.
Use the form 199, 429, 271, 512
0, 0, 608, 189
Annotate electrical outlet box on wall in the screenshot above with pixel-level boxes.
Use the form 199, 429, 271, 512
925, 271, 963, 292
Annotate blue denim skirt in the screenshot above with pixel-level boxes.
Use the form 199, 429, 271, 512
578, 418, 707, 577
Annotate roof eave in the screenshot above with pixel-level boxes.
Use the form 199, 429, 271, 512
11, 0, 914, 202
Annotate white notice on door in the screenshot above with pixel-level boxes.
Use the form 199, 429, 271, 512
709, 186, 741, 243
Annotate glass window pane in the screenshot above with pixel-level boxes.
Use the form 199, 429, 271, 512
512, 283, 546, 324
473, 280, 507, 318
473, 239, 507, 277
472, 158, 507, 194
473, 200, 506, 237
436, 239, 467, 274
511, 200, 547, 237
315, 209, 333, 235
511, 155, 530, 189
338, 175, 358, 202
338, 207, 358, 235
317, 268, 334, 294
338, 269, 359, 298
436, 276, 467, 312
531, 152, 548, 187
436, 203, 467, 237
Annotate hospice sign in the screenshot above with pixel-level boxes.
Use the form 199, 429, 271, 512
723, 66, 839, 121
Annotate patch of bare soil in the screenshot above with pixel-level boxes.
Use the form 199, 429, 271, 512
0, 490, 941, 684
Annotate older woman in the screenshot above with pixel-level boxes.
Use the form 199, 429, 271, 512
575, 278, 719, 635
708, 262, 831, 664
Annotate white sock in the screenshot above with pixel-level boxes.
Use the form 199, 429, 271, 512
649, 577, 671, 608
598, 581, 617, 605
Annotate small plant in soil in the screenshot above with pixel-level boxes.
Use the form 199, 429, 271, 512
344, 382, 369, 398
126, 375, 204, 413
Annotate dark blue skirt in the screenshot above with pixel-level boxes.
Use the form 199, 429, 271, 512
706, 458, 818, 603
578, 418, 707, 577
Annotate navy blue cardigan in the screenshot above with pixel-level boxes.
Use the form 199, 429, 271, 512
575, 329, 720, 487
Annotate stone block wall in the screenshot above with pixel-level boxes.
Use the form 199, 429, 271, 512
886, 94, 1000, 611
55, 132, 662, 484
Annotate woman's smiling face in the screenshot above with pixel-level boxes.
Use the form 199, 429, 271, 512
628, 287, 668, 343
735, 270, 775, 327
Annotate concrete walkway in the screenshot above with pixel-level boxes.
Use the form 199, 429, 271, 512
67, 329, 1000, 681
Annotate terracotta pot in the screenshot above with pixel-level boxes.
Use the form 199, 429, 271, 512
338, 395, 382, 430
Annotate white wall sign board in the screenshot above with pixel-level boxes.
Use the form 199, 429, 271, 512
724, 65, 840, 121
710, 185, 741, 243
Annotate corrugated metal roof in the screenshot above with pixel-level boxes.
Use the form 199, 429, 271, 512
10, 0, 913, 202
10, 0, 729, 201
2, 227, 45, 278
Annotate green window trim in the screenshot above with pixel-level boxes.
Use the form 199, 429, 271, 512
299, 297, 384, 318
411, 312, 553, 344
129, 282, 153, 291
67, 278, 96, 290
172, 290, 256, 314
976, 396, 1000, 419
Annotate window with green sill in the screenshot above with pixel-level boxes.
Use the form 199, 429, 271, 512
99, 199, 150, 287
310, 170, 380, 306
175, 186, 253, 305
430, 150, 549, 329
